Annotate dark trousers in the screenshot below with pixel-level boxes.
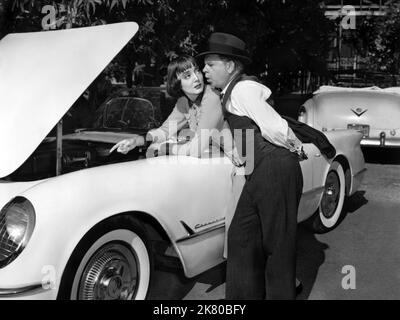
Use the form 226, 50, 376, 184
226, 148, 303, 300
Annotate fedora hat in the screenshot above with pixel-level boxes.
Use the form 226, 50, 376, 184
197, 32, 251, 64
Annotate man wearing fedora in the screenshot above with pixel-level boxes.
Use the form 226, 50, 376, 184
197, 33, 304, 300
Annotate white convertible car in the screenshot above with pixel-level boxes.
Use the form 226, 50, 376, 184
300, 85, 400, 148
0, 23, 365, 300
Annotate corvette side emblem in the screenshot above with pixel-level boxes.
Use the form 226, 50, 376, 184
351, 108, 367, 117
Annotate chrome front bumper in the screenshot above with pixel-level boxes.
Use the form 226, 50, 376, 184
0, 283, 47, 298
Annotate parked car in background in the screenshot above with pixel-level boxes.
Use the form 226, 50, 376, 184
0, 23, 365, 300
92, 90, 161, 132
299, 85, 400, 148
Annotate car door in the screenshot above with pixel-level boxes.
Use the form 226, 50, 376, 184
168, 152, 239, 276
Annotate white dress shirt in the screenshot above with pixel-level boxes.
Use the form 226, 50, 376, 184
221, 79, 303, 153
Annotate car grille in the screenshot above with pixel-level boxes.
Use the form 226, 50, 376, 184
0, 212, 19, 266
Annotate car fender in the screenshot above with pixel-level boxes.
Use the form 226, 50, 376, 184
0, 156, 235, 289
323, 129, 365, 195
301, 98, 316, 128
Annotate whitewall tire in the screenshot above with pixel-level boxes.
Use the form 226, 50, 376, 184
307, 161, 346, 233
58, 216, 152, 300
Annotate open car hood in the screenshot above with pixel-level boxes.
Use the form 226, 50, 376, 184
0, 22, 138, 178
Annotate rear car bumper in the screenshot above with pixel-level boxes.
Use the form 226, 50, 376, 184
361, 136, 400, 148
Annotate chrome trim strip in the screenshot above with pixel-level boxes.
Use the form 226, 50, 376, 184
0, 283, 44, 297
353, 168, 367, 178
302, 186, 324, 197
176, 186, 328, 244
176, 222, 225, 243
179, 220, 195, 236
361, 138, 400, 147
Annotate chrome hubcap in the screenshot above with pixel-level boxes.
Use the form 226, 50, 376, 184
321, 171, 340, 219
78, 243, 139, 300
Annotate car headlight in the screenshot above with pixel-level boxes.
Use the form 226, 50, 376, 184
0, 197, 35, 268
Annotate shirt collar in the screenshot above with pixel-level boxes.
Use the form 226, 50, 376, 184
221, 78, 234, 95
221, 72, 243, 95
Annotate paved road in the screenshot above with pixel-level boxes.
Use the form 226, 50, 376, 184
297, 150, 400, 300
149, 148, 400, 300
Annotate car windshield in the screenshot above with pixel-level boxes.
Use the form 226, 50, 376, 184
95, 97, 158, 130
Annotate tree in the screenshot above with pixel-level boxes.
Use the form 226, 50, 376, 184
5, 0, 335, 93
356, 0, 400, 74
250, 0, 335, 92
5, 0, 174, 86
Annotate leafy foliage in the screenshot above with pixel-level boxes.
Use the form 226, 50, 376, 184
3, 0, 334, 91
355, 1, 400, 73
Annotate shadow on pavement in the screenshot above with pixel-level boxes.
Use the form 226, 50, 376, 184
295, 224, 329, 300
296, 189, 368, 299
147, 258, 226, 300
147, 267, 196, 300
362, 148, 400, 165
343, 190, 368, 214
328, 190, 368, 233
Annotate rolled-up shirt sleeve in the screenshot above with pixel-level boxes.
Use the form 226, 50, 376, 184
229, 80, 302, 151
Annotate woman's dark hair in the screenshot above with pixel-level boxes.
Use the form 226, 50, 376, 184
166, 55, 200, 98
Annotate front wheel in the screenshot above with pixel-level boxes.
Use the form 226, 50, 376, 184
58, 216, 152, 300
308, 161, 346, 233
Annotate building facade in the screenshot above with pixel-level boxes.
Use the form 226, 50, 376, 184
323, 0, 397, 87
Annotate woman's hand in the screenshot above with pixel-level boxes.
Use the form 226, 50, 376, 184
145, 142, 173, 158
109, 136, 145, 154
145, 144, 159, 158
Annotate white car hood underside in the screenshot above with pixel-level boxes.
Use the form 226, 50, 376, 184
0, 22, 138, 178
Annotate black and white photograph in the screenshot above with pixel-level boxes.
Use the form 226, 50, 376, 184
0, 0, 399, 304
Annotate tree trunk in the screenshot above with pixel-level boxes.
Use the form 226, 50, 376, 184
126, 63, 133, 88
